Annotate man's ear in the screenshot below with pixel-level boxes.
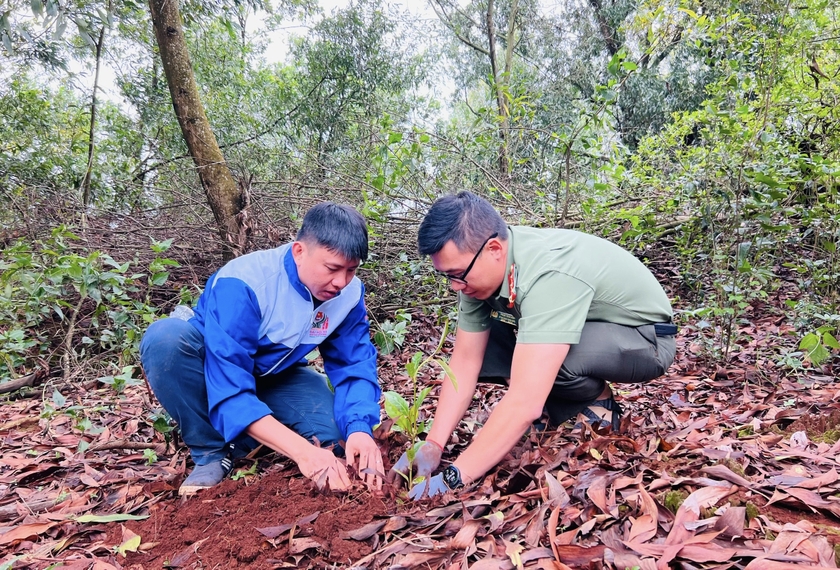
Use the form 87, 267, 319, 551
291, 241, 305, 262
487, 237, 504, 259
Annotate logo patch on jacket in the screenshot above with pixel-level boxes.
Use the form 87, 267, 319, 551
310, 311, 330, 337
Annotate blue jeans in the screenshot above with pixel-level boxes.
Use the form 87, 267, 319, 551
140, 317, 342, 466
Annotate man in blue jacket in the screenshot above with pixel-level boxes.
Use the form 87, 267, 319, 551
141, 203, 382, 495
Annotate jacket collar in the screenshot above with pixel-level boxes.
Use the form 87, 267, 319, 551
284, 246, 313, 301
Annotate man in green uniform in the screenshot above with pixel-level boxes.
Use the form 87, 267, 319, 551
389, 191, 676, 498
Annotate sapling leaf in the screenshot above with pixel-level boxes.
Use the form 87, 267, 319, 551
397, 415, 414, 435
383, 391, 410, 421
432, 358, 458, 390
408, 440, 426, 462
231, 462, 258, 480
415, 385, 433, 408
406, 351, 424, 378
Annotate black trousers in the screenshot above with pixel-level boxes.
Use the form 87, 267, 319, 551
478, 320, 677, 425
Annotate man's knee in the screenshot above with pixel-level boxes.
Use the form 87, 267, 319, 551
140, 318, 202, 387
550, 374, 605, 402
142, 318, 183, 354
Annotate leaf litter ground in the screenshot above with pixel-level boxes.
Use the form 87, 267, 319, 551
3, 287, 840, 568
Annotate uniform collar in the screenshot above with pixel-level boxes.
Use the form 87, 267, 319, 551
496, 226, 515, 301
284, 246, 314, 301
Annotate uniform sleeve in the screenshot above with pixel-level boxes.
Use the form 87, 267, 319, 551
202, 277, 273, 442
517, 272, 594, 344
318, 286, 381, 439
456, 292, 492, 332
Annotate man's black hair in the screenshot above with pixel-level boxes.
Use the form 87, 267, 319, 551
418, 191, 508, 255
297, 202, 369, 261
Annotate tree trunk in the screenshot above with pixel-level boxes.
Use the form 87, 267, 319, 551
80, 22, 106, 209
148, 0, 245, 260
588, 0, 620, 56
485, 0, 510, 174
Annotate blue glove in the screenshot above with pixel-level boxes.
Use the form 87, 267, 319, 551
387, 440, 443, 489
408, 473, 450, 500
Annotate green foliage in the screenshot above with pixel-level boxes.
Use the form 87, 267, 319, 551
286, 0, 429, 159
2, 0, 839, 381
661, 490, 688, 514
40, 388, 105, 448
150, 409, 175, 448
383, 319, 457, 484
373, 310, 411, 355
384, 375, 432, 437
151, 409, 174, 435
143, 448, 158, 465
799, 326, 840, 368
97, 364, 143, 395
0, 76, 90, 196
0, 227, 173, 382
606, 0, 840, 367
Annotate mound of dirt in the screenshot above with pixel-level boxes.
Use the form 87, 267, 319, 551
119, 464, 389, 569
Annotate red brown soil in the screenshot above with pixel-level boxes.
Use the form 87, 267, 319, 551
119, 464, 389, 569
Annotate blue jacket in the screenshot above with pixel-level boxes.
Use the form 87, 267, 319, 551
188, 243, 380, 443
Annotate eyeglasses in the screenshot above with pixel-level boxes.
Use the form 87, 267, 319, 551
439, 232, 498, 285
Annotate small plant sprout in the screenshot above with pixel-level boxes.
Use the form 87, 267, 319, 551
231, 462, 258, 481
97, 365, 143, 394
383, 319, 457, 485
150, 409, 175, 445
143, 448, 158, 465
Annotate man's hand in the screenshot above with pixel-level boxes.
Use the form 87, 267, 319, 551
345, 431, 384, 490
387, 440, 442, 489
408, 472, 449, 500
297, 446, 352, 491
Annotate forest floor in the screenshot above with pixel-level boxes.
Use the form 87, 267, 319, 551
2, 252, 840, 569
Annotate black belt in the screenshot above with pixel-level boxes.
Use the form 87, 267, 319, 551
654, 323, 678, 337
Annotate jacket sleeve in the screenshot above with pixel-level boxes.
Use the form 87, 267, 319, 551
318, 286, 381, 439
201, 277, 273, 442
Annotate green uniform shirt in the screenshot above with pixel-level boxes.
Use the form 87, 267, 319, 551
458, 226, 673, 344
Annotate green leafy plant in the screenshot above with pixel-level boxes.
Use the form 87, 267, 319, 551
383, 319, 457, 485
97, 364, 143, 395
148, 238, 180, 290
0, 328, 35, 379
373, 310, 411, 355
151, 409, 176, 445
143, 449, 158, 465
799, 325, 840, 368
0, 227, 176, 382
